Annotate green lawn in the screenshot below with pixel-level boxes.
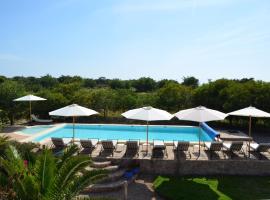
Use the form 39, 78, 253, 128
153, 176, 270, 200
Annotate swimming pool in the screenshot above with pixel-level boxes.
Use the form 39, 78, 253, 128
20, 125, 54, 134
33, 124, 214, 142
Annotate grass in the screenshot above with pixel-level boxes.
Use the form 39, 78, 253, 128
153, 176, 270, 200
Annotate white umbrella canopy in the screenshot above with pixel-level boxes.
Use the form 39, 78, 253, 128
122, 106, 173, 121
122, 106, 174, 152
49, 104, 99, 140
14, 94, 47, 121
174, 106, 228, 123
228, 106, 270, 118
14, 94, 46, 102
49, 104, 98, 117
228, 106, 270, 157
174, 106, 227, 155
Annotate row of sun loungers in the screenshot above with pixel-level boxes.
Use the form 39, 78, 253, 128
205, 141, 245, 159
203, 141, 270, 159
50, 137, 270, 159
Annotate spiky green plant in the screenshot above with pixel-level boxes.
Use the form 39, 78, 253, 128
0, 142, 108, 200
0, 135, 9, 157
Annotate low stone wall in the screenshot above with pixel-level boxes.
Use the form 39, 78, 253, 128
138, 159, 270, 176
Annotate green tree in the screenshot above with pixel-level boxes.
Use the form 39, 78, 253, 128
0, 76, 6, 84
136, 92, 158, 107
72, 88, 94, 108
39, 75, 58, 89
109, 79, 127, 89
83, 78, 97, 88
90, 89, 116, 117
157, 83, 192, 112
223, 80, 258, 112
157, 79, 178, 89
33, 90, 69, 116
58, 76, 83, 84
113, 89, 137, 111
96, 77, 109, 87
193, 79, 232, 111
132, 77, 157, 92
182, 76, 199, 88
0, 80, 26, 125
54, 82, 82, 100
254, 82, 270, 112
12, 76, 41, 92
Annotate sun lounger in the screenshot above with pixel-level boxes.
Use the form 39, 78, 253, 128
80, 139, 98, 154
174, 141, 191, 159
51, 137, 68, 155
223, 141, 244, 158
31, 114, 53, 123
204, 141, 223, 159
152, 140, 167, 158
125, 140, 139, 157
100, 140, 117, 156
249, 142, 270, 159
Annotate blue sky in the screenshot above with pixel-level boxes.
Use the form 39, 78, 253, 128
0, 0, 269, 82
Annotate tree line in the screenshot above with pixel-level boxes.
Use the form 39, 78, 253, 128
0, 75, 269, 130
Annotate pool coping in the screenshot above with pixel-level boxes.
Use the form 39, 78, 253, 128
19, 124, 66, 143
15, 124, 55, 135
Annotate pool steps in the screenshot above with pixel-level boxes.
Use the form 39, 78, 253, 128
83, 159, 137, 193
91, 161, 112, 168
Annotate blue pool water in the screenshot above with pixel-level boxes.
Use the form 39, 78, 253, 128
21, 126, 54, 134
33, 124, 213, 142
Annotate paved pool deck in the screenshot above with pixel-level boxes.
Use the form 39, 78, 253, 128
1, 124, 270, 162
0, 124, 270, 160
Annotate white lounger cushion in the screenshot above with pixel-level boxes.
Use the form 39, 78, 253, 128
174, 141, 178, 148
91, 139, 99, 146
154, 140, 165, 147
63, 138, 72, 144
112, 140, 117, 146
223, 142, 232, 150
205, 142, 211, 149
31, 114, 52, 123
250, 143, 259, 150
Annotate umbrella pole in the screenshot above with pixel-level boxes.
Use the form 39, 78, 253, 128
146, 121, 149, 154
198, 122, 201, 157
29, 101, 32, 122
248, 116, 252, 158
72, 116, 75, 144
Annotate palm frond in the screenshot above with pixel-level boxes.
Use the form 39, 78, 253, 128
0, 135, 9, 146
1, 145, 25, 175
57, 144, 80, 169
10, 141, 39, 165
13, 173, 40, 200
45, 155, 92, 199
34, 149, 56, 195
0, 136, 10, 157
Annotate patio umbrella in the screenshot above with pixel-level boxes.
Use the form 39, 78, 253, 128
174, 106, 227, 155
14, 94, 46, 121
121, 106, 174, 152
49, 104, 98, 141
228, 106, 270, 157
